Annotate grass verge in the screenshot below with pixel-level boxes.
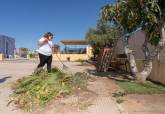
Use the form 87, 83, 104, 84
115, 80, 165, 94
113, 79, 165, 104
8, 67, 89, 111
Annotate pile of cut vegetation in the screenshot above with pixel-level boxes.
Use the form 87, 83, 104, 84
8, 67, 89, 111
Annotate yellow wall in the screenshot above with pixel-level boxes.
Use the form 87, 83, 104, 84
87, 46, 93, 58
53, 47, 93, 61
0, 54, 4, 60
53, 54, 88, 61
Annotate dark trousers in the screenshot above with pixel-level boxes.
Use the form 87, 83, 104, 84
37, 53, 52, 72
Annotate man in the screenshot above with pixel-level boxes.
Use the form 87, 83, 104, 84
37, 32, 53, 72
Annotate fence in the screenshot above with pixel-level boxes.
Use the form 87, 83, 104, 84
114, 30, 165, 85
136, 60, 165, 85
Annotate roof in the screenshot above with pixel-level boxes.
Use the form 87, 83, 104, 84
60, 40, 88, 45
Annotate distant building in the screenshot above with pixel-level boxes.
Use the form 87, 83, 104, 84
0, 34, 15, 57
52, 40, 92, 61
18, 48, 29, 58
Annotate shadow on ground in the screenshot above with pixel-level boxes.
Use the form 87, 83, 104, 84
0, 76, 12, 84
86, 69, 135, 81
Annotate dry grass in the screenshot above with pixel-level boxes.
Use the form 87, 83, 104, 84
8, 67, 89, 111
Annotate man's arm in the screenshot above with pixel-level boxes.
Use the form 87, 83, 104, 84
38, 38, 48, 46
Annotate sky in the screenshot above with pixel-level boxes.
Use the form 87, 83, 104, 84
0, 0, 114, 50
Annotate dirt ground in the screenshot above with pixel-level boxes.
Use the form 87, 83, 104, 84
0, 60, 165, 114
0, 60, 120, 114
119, 94, 165, 114
33, 76, 120, 114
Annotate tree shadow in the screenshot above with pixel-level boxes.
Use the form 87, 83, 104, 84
86, 69, 115, 77
86, 69, 135, 81
0, 76, 12, 84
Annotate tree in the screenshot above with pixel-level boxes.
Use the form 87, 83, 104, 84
19, 47, 28, 52
85, 20, 121, 58
101, 0, 165, 82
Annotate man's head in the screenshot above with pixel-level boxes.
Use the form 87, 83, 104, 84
44, 32, 53, 40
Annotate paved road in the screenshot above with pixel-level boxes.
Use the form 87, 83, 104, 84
0, 60, 121, 114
